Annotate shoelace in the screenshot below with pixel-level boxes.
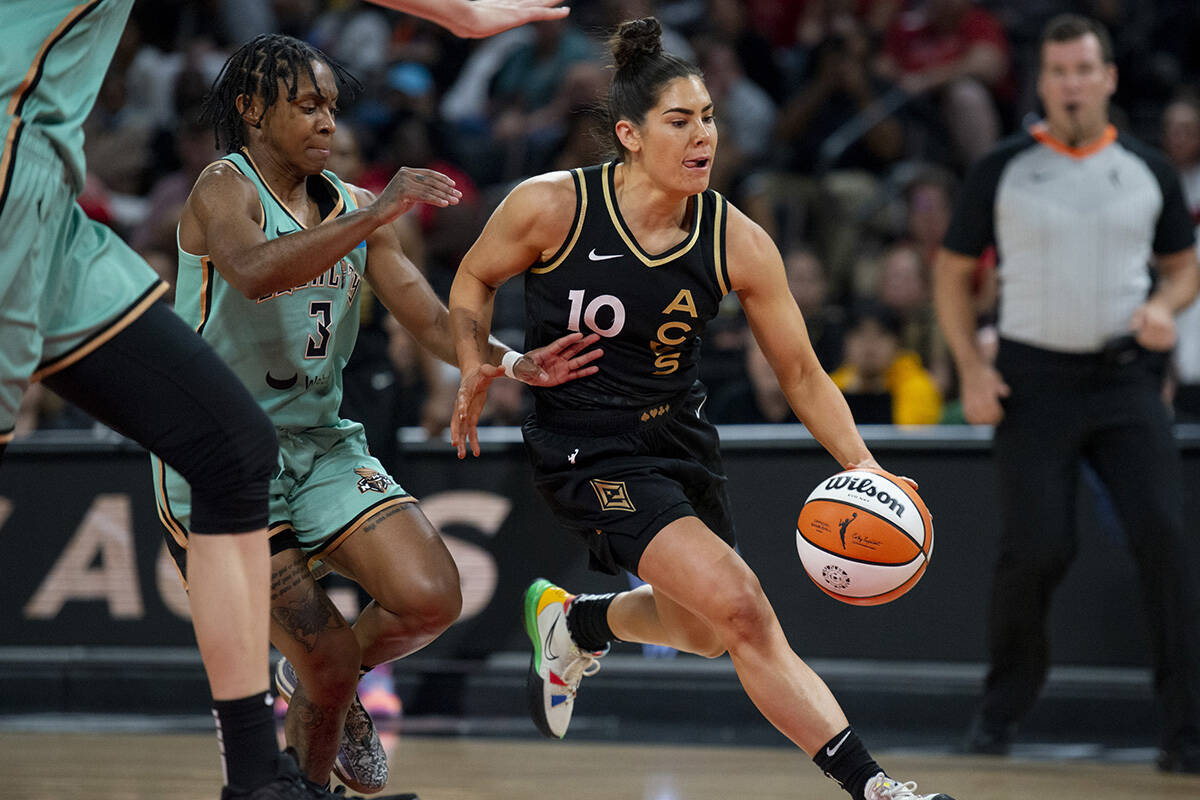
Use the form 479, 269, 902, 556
873, 777, 922, 799
560, 645, 607, 698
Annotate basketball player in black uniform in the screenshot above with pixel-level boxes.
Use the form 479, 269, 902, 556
447, 18, 955, 800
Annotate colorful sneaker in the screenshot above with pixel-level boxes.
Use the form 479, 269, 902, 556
522, 578, 606, 739
274, 657, 389, 794
358, 663, 402, 720
863, 772, 956, 800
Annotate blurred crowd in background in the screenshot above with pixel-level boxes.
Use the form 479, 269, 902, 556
16, 0, 1200, 440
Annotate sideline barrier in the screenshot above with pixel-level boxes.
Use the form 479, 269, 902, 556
4, 424, 1199, 670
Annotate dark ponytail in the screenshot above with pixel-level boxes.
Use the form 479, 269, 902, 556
606, 17, 702, 159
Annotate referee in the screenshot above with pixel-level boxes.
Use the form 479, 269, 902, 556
933, 14, 1200, 772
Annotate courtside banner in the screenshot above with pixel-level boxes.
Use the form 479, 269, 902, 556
1, 426, 1190, 667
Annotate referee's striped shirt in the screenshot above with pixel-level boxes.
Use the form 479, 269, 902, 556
943, 122, 1196, 353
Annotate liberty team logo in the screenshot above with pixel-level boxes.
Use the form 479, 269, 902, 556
590, 479, 636, 512
354, 466, 394, 494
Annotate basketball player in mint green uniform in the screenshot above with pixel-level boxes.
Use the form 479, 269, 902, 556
155, 34, 600, 795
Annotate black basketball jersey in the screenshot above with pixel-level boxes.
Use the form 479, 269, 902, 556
525, 162, 731, 411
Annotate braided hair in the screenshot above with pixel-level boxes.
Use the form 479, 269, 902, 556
201, 34, 362, 153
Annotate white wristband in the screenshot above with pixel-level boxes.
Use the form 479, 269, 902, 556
501, 349, 525, 379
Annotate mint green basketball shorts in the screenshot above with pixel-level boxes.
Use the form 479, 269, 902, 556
153, 419, 415, 579
0, 126, 165, 442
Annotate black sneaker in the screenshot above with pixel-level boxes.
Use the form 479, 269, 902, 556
220, 749, 313, 799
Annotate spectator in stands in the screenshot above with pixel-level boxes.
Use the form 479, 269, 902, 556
786, 246, 846, 372
875, 0, 1012, 168
745, 14, 904, 273
488, 17, 600, 179
708, 336, 796, 424
874, 242, 953, 394
830, 301, 942, 425
695, 36, 776, 196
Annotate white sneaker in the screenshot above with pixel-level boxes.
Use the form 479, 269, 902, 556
864, 772, 955, 800
522, 578, 606, 738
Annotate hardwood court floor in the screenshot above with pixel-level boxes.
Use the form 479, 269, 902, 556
2, 730, 1198, 800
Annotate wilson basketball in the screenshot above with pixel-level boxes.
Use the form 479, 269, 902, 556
795, 467, 933, 606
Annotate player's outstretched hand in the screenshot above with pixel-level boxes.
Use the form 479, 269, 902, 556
511, 331, 602, 387
454, 0, 570, 38
375, 166, 462, 224
452, 363, 501, 459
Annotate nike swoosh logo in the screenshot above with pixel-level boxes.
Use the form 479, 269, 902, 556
588, 249, 622, 261
544, 612, 562, 660
265, 371, 298, 390
825, 729, 853, 757
275, 227, 292, 237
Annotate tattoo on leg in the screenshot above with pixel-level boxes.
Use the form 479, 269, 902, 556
359, 503, 407, 536
271, 559, 342, 652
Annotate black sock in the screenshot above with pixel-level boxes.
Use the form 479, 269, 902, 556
565, 592, 617, 652
812, 726, 882, 800
212, 691, 278, 791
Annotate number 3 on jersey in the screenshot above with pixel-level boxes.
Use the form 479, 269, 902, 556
566, 289, 625, 337
306, 300, 332, 358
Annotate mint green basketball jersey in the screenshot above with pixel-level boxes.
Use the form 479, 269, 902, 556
175, 150, 368, 429
1, 0, 133, 193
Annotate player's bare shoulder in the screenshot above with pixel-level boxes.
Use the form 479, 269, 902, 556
503, 170, 579, 254
177, 160, 255, 252
722, 200, 783, 293
185, 160, 261, 224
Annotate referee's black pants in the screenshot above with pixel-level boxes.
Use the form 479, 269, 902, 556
980, 339, 1200, 751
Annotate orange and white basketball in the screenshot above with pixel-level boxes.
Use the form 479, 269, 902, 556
796, 467, 933, 606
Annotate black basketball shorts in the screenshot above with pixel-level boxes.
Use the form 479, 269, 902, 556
522, 383, 736, 576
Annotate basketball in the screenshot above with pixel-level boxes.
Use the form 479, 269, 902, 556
795, 467, 933, 606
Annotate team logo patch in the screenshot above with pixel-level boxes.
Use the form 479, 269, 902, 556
354, 466, 394, 494
590, 479, 636, 512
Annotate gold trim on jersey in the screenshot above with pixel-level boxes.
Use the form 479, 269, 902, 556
712, 192, 729, 296
305, 495, 417, 571
5, 0, 102, 118
238, 147, 345, 228
531, 168, 587, 275
152, 456, 190, 553
194, 255, 215, 335
31, 281, 169, 382
601, 162, 702, 267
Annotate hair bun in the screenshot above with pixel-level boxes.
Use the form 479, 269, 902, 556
611, 17, 663, 70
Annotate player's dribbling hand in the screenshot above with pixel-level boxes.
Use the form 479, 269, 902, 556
517, 332, 603, 387
846, 458, 918, 492
376, 166, 462, 224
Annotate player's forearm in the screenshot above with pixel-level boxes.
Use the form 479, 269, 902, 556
783, 369, 875, 469
228, 206, 385, 298
448, 270, 499, 371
